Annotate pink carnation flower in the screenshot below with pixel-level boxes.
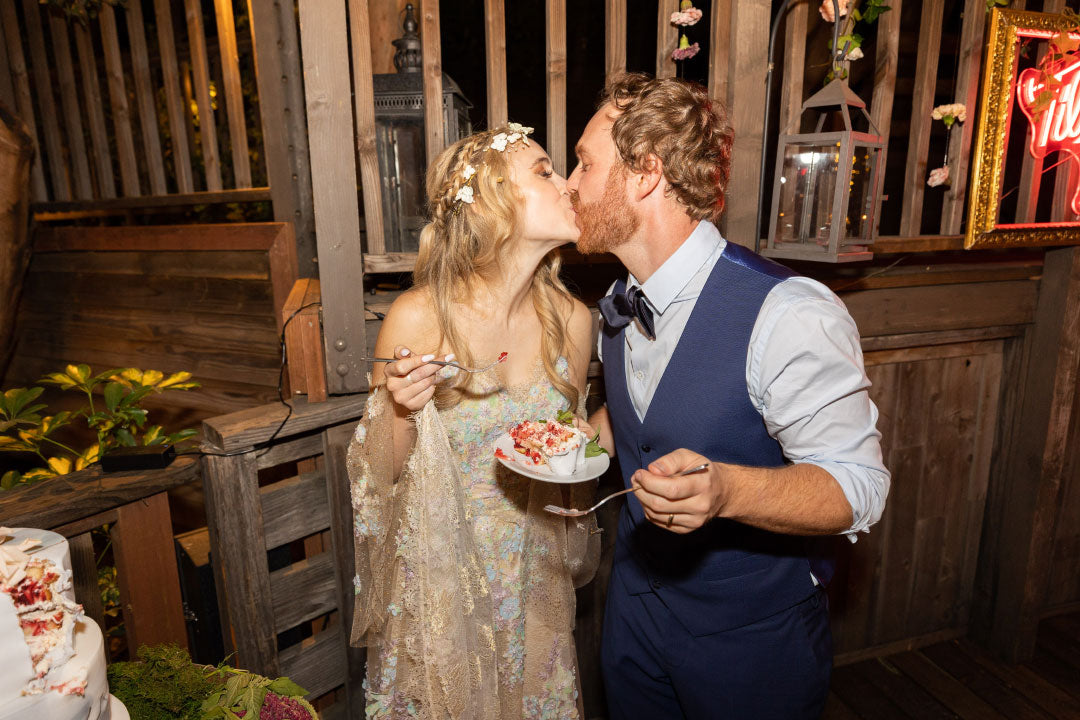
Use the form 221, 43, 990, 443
670, 8, 703, 26
927, 166, 950, 187
672, 43, 701, 61
819, 0, 851, 23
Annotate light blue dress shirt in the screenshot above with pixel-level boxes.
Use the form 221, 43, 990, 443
597, 221, 890, 539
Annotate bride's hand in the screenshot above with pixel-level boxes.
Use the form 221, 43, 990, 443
384, 346, 456, 411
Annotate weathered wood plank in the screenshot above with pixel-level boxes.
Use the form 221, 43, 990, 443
546, 0, 567, 175
604, 0, 625, 80
485, 0, 508, 125
778, 0, 807, 133
256, 430, 325, 470
214, 0, 252, 188
202, 394, 368, 452
20, 0, 68, 201
278, 624, 346, 699
960, 636, 1080, 719
68, 532, 107, 629
34, 221, 289, 252
1, 1, 46, 200
900, 0, 944, 236
888, 650, 1010, 720
113, 492, 189, 650
299, 0, 368, 394
33, 188, 271, 214
0, 456, 200, 528
154, 0, 195, 194
941, 0, 985, 234
655, 0, 678, 80
185, 0, 223, 191
283, 277, 328, 400
869, 0, 902, 147
127, 0, 168, 195
202, 451, 278, 675
848, 657, 959, 720
247, 0, 316, 276
0, 18, 15, 111
421, 0, 444, 165
270, 552, 338, 632
921, 641, 1049, 719
843, 281, 1038, 338
46, 14, 93, 200
99, 4, 141, 196
707, 0, 731, 107
972, 247, 1080, 662
724, 0, 769, 247
71, 22, 114, 199
348, 0, 387, 255
830, 663, 910, 720
260, 470, 332, 550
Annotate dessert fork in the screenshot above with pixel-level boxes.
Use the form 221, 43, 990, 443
543, 462, 710, 517
359, 352, 507, 374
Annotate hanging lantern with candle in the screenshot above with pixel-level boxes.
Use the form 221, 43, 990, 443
762, 78, 887, 263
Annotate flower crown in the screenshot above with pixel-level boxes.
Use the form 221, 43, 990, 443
453, 122, 534, 206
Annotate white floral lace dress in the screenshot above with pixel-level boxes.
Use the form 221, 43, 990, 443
348, 357, 600, 720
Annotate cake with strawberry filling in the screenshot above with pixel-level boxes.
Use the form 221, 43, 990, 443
0, 527, 128, 720
508, 419, 587, 475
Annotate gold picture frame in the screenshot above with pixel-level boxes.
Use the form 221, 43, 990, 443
966, 8, 1080, 249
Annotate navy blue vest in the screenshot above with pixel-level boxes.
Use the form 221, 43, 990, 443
602, 242, 830, 637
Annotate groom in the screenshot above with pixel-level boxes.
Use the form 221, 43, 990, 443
568, 73, 890, 719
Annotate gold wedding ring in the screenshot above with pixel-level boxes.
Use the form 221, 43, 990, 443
666, 513, 674, 527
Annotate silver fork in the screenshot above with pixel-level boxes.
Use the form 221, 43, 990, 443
359, 354, 507, 374
543, 463, 710, 517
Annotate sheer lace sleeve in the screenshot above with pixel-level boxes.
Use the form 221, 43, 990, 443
348, 390, 500, 718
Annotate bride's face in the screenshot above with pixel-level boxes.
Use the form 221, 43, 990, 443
508, 143, 579, 247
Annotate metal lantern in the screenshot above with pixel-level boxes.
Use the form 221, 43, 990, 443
763, 79, 886, 263
372, 3, 472, 253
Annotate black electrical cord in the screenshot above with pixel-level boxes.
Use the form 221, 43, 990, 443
175, 300, 323, 460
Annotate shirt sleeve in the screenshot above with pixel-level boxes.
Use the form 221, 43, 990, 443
746, 277, 890, 540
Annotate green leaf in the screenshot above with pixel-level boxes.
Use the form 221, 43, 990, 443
555, 407, 575, 425
104, 382, 126, 412
267, 676, 308, 698
115, 428, 137, 447
1, 470, 21, 490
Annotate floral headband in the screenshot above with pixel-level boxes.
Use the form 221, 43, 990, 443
453, 122, 534, 206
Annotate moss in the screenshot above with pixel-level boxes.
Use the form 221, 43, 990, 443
107, 645, 217, 720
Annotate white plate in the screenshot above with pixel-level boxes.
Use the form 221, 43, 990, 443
493, 431, 610, 484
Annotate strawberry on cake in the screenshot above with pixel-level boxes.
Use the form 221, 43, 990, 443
508, 419, 587, 475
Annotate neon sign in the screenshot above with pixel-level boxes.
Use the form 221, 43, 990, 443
1017, 53, 1080, 214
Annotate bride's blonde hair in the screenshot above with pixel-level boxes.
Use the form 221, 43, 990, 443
413, 125, 579, 409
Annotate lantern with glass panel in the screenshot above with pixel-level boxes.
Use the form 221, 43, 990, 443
764, 79, 886, 263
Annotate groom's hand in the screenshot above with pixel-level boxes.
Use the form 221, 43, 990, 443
632, 449, 725, 534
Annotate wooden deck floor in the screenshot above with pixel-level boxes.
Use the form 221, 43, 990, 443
825, 613, 1080, 719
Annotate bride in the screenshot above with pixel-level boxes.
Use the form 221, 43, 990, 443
348, 122, 600, 719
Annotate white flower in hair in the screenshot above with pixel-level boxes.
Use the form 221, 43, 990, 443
455, 185, 475, 204
463, 164, 477, 180
490, 133, 509, 152
507, 122, 534, 135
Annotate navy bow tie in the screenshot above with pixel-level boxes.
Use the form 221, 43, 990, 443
598, 285, 655, 340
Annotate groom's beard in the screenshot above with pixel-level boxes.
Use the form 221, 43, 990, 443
572, 166, 640, 254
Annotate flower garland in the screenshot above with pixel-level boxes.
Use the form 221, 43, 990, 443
453, 122, 533, 207
818, 0, 892, 83
669, 1, 702, 66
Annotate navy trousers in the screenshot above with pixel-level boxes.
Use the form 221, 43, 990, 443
601, 567, 832, 719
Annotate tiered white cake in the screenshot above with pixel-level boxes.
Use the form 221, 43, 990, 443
0, 527, 128, 720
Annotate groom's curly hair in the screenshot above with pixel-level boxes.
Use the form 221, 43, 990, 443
600, 73, 734, 222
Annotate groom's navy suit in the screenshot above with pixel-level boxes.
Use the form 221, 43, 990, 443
600, 241, 833, 719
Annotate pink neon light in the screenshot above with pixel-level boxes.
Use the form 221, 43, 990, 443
1016, 51, 1080, 215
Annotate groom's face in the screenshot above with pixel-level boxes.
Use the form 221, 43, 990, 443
567, 104, 640, 254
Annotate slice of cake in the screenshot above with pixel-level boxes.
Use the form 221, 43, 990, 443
508, 419, 587, 475
0, 527, 128, 720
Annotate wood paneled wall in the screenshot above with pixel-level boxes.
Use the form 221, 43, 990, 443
3, 224, 297, 429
